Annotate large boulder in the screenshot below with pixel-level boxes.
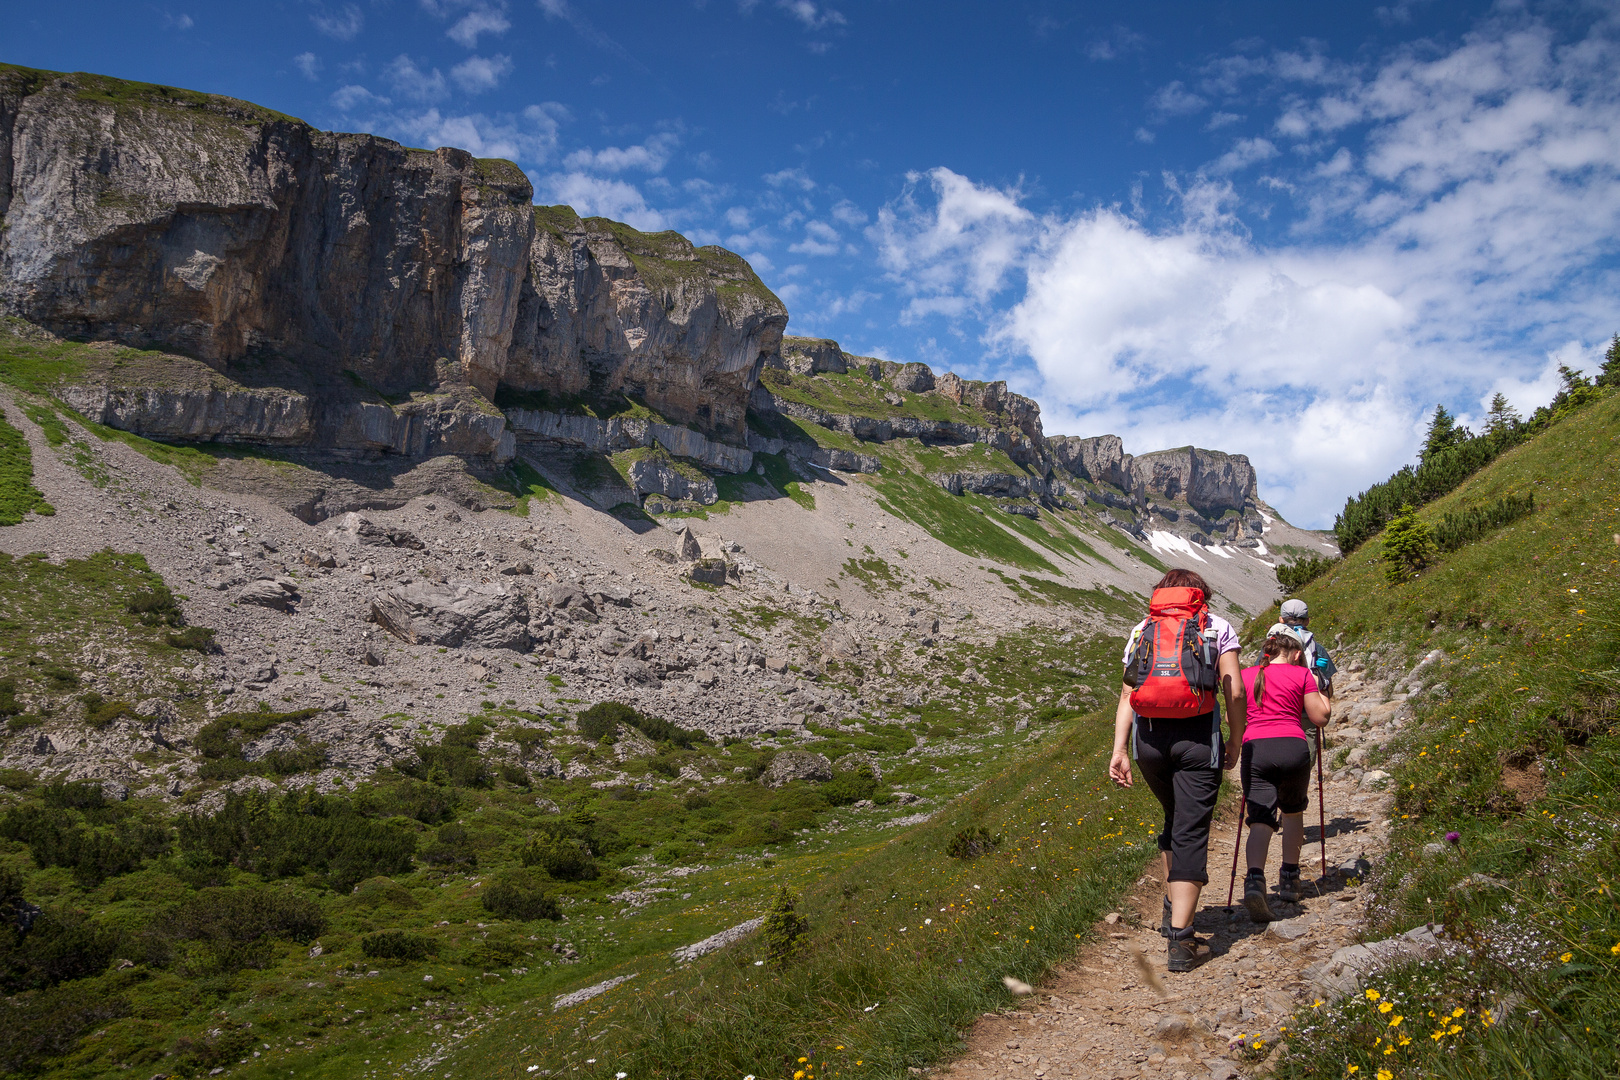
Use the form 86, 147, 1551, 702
776, 336, 848, 375
238, 579, 299, 611
760, 750, 833, 788
625, 456, 718, 505
369, 581, 531, 651
890, 362, 935, 393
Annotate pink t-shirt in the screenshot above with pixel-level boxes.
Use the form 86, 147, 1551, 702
1240, 663, 1317, 742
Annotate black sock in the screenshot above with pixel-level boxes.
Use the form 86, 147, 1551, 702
1281, 862, 1299, 873
1246, 867, 1265, 878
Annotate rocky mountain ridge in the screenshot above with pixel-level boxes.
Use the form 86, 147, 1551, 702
0, 64, 1284, 550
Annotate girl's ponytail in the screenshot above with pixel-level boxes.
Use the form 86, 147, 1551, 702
1252, 633, 1300, 708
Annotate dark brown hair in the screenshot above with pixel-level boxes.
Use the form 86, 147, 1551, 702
1154, 569, 1212, 596
1251, 633, 1306, 707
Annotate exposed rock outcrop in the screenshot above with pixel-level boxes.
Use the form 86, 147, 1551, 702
369, 580, 532, 651
0, 65, 784, 454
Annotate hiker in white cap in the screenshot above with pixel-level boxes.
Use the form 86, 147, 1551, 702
1279, 598, 1336, 696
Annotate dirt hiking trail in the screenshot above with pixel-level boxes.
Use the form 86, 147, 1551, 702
938, 669, 1404, 1080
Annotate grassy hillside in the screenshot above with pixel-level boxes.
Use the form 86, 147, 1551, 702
0, 554, 1152, 1078
1251, 390, 1620, 1078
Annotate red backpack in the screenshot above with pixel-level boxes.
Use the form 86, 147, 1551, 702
1123, 587, 1220, 718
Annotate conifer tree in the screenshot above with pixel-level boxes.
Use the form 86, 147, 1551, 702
1598, 333, 1620, 388
1382, 503, 1436, 585
1421, 405, 1463, 463
1484, 392, 1521, 437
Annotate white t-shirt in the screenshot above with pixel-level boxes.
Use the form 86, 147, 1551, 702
1121, 612, 1240, 667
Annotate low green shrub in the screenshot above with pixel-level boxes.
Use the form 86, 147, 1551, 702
0, 903, 121, 992
946, 826, 1003, 859
577, 701, 710, 749
166, 626, 216, 653
1276, 553, 1340, 594
177, 792, 416, 893
481, 870, 560, 921
0, 981, 129, 1075
420, 823, 478, 868
361, 930, 437, 961
0, 804, 170, 885
169, 885, 326, 973
1433, 492, 1535, 553
520, 835, 597, 881
125, 586, 182, 627
406, 720, 492, 787
821, 766, 878, 807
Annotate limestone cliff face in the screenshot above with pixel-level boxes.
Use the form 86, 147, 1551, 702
1128, 446, 1257, 519
506, 209, 786, 442
0, 65, 784, 452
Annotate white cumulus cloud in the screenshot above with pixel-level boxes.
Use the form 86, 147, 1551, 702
871, 13, 1620, 527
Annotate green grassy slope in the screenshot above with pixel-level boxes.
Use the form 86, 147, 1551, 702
1252, 391, 1620, 1079
0, 557, 1146, 1078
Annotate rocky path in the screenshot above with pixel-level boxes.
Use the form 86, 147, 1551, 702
938, 671, 1403, 1080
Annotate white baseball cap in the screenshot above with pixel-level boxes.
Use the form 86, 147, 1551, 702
1279, 598, 1309, 620
1265, 622, 1308, 647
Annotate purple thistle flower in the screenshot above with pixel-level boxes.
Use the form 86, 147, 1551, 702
1445, 831, 1461, 844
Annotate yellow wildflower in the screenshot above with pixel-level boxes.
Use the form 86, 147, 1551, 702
1377, 1071, 1393, 1080
1611, 942, 1620, 955
1347, 1067, 1360, 1075
1378, 1002, 1393, 1014
1560, 952, 1573, 963
1448, 1024, 1462, 1035
1389, 1015, 1403, 1027
1451, 1007, 1465, 1018
1365, 990, 1381, 1002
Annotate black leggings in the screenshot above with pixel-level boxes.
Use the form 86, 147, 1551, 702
1240, 737, 1312, 830
1134, 713, 1223, 884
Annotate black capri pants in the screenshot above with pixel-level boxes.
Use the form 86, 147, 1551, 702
1240, 737, 1312, 830
1133, 712, 1223, 884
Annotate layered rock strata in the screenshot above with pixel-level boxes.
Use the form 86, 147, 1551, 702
0, 65, 785, 454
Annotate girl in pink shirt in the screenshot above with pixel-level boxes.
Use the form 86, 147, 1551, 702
1238, 625, 1330, 923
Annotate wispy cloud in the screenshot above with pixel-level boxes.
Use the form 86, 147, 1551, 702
384, 55, 448, 101
311, 3, 363, 40
450, 54, 514, 93
537, 0, 649, 74
764, 167, 816, 190
778, 0, 844, 30
1148, 80, 1206, 119
294, 52, 322, 81
563, 131, 680, 173
447, 4, 511, 46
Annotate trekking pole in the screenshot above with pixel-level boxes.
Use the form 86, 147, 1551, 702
1315, 726, 1328, 880
1225, 792, 1246, 908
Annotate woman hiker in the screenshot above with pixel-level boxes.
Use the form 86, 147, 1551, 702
1109, 569, 1246, 973
1238, 623, 1332, 922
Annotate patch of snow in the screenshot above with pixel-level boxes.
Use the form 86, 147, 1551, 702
552, 973, 638, 1011
1204, 543, 1233, 559
1258, 509, 1275, 524
672, 917, 764, 962
1252, 540, 1270, 557
1147, 530, 1207, 564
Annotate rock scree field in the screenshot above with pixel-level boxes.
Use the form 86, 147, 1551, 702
0, 60, 1616, 1080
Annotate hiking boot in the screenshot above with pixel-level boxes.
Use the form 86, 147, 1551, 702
1157, 896, 1172, 938
1167, 925, 1210, 973
1242, 870, 1275, 924
1277, 865, 1302, 904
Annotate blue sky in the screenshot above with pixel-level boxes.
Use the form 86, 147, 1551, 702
7, 0, 1620, 526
